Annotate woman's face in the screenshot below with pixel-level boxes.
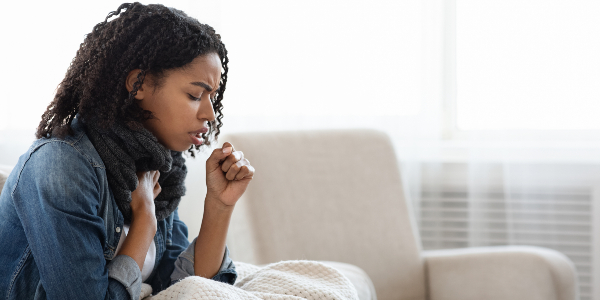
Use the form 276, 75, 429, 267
132, 53, 221, 151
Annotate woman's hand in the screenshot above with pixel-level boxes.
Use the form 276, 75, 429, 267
119, 170, 161, 271
195, 142, 253, 278
130, 170, 161, 223
205, 142, 254, 207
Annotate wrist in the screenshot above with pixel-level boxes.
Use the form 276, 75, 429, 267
204, 195, 235, 213
130, 195, 156, 213
131, 210, 157, 232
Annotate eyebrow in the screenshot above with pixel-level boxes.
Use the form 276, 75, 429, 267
190, 81, 218, 93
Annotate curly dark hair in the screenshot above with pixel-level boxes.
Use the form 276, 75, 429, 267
36, 2, 228, 155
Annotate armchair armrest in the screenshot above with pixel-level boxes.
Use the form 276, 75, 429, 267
422, 246, 577, 300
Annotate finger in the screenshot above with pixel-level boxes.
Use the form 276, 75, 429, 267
242, 163, 255, 179
225, 159, 248, 181
220, 142, 235, 159
222, 142, 235, 152
206, 142, 236, 171
220, 151, 244, 173
154, 182, 162, 199
234, 160, 254, 180
153, 170, 160, 183
246, 165, 255, 179
136, 171, 145, 181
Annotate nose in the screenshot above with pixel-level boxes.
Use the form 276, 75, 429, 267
197, 94, 216, 122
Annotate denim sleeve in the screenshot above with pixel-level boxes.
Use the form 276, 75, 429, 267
12, 142, 140, 300
170, 238, 237, 285
106, 255, 142, 299
147, 209, 189, 293
147, 209, 236, 293
167, 212, 237, 286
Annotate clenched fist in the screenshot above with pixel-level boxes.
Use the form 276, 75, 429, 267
205, 142, 254, 207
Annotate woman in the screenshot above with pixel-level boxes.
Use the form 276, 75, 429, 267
0, 3, 254, 299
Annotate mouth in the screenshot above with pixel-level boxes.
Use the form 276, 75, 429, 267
189, 132, 204, 146
189, 127, 208, 146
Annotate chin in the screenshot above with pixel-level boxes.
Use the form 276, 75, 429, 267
173, 145, 192, 152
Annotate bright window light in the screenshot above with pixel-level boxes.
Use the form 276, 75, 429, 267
456, 0, 600, 130
0, 0, 422, 131
219, 0, 422, 117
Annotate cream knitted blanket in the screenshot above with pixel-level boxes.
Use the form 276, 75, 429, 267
141, 260, 359, 300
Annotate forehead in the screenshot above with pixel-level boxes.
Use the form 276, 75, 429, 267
167, 53, 222, 89
186, 54, 221, 82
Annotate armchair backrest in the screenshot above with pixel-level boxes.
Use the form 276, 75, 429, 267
0, 165, 13, 196
224, 129, 425, 300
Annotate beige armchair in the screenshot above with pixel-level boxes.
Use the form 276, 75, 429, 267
222, 129, 578, 300
0, 130, 578, 300
0, 165, 11, 191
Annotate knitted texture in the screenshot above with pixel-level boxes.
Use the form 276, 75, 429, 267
141, 261, 359, 300
85, 121, 187, 223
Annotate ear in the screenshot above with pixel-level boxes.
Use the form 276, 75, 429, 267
125, 69, 146, 100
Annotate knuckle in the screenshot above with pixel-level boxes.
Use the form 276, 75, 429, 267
235, 168, 245, 177
235, 160, 247, 168
227, 154, 237, 162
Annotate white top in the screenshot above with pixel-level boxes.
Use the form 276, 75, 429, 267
114, 225, 156, 282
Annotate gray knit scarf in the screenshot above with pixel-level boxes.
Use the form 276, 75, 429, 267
85, 121, 187, 223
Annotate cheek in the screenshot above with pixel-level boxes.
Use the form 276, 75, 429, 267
139, 93, 166, 117
146, 89, 200, 126
165, 102, 199, 132
150, 97, 186, 120
182, 101, 202, 118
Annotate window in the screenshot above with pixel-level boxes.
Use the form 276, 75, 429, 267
455, 0, 600, 131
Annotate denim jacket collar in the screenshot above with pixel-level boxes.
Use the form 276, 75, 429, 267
69, 117, 125, 260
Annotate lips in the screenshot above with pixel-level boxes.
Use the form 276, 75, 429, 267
189, 128, 208, 146
190, 132, 204, 145
190, 127, 209, 135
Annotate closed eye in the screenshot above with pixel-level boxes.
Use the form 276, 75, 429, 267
188, 94, 201, 101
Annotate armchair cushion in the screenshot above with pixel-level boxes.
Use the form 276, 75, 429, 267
423, 246, 577, 300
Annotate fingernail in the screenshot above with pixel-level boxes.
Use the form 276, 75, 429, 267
223, 147, 232, 154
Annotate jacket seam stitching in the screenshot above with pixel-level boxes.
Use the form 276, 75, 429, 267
68, 133, 105, 169
10, 140, 100, 197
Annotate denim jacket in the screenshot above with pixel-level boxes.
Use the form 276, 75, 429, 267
0, 118, 236, 300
